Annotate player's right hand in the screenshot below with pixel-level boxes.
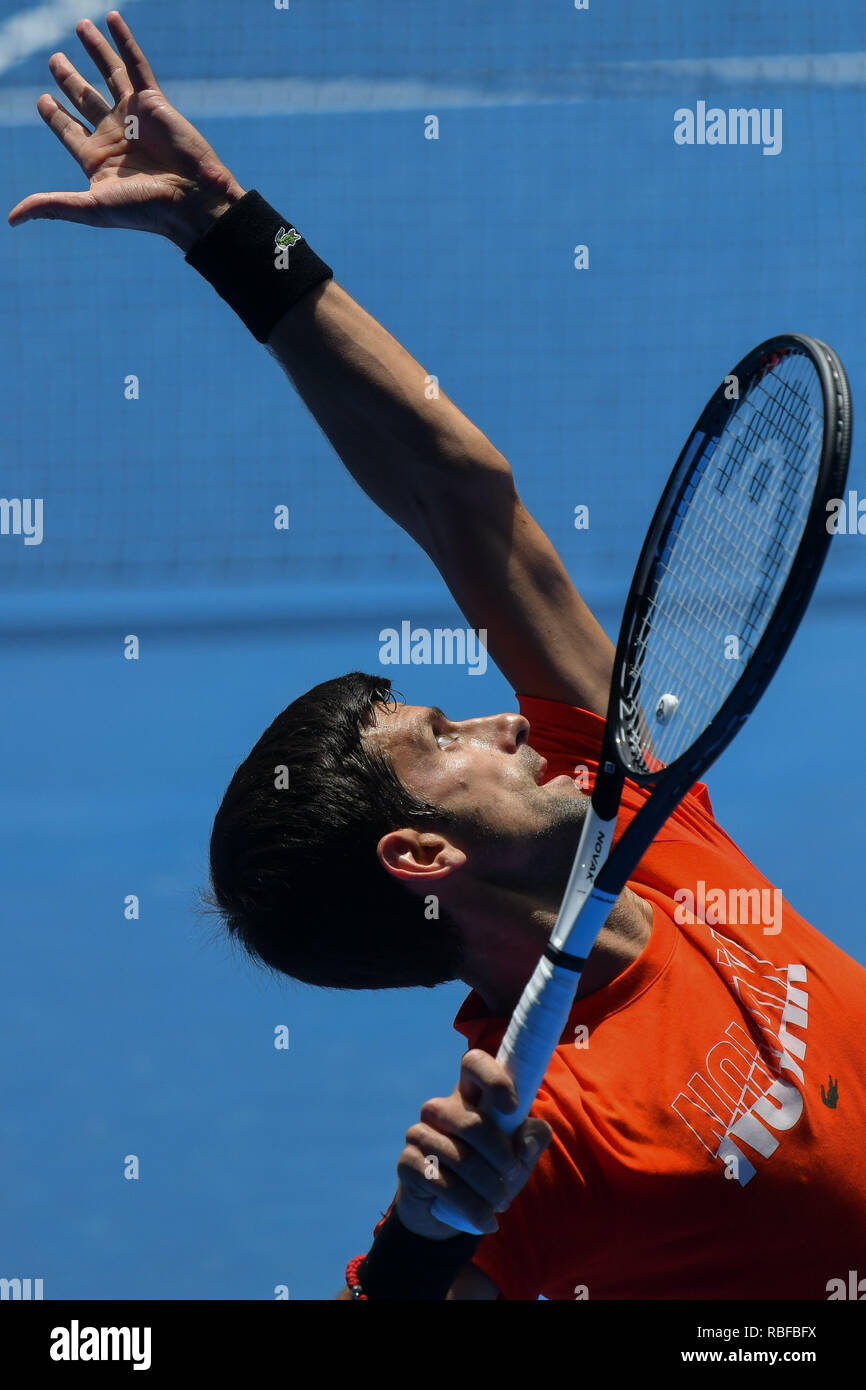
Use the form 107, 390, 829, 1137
395, 1048, 553, 1241
8, 10, 244, 251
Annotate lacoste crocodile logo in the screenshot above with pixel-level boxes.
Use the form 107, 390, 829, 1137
275, 226, 303, 251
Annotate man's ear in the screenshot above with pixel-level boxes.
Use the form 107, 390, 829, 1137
377, 829, 466, 883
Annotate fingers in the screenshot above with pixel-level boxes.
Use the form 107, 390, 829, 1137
458, 1048, 519, 1116
47, 52, 112, 128
74, 16, 133, 103
8, 190, 100, 228
393, 1053, 554, 1242
420, 1091, 516, 1175
419, 1083, 552, 1181
514, 1117, 553, 1168
105, 10, 160, 93
399, 1130, 505, 1236
400, 1161, 500, 1235
408, 1122, 512, 1211
399, 1112, 553, 1237
34, 93, 91, 165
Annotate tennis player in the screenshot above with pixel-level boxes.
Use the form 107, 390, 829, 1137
12, 12, 866, 1301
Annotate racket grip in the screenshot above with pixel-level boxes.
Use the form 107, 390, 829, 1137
495, 955, 580, 1132
430, 888, 616, 1235
429, 958, 577, 1235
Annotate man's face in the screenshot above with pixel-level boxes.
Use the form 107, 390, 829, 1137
362, 700, 588, 888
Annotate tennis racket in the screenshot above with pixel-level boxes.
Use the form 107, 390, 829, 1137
432, 332, 851, 1234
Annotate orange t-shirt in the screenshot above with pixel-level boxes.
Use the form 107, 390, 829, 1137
450, 696, 866, 1300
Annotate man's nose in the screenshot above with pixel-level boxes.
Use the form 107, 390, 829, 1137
475, 712, 530, 749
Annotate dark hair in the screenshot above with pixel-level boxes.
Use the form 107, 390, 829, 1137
208, 672, 466, 989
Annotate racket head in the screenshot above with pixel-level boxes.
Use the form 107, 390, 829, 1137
604, 334, 851, 793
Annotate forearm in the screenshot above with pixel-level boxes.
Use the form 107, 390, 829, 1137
265, 278, 512, 538
184, 190, 613, 710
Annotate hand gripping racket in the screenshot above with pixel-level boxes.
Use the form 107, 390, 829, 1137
432, 333, 851, 1234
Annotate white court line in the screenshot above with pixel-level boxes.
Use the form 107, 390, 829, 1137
602, 50, 866, 86
0, 75, 576, 125
0, 46, 864, 125
0, 0, 143, 78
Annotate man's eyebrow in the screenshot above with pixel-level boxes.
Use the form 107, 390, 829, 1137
428, 706, 448, 724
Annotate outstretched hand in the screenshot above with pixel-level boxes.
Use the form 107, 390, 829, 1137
8, 10, 245, 250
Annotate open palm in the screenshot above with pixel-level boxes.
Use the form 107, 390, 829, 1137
8, 11, 242, 246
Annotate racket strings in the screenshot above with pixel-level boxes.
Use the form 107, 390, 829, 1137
623, 350, 824, 771
635, 365, 818, 739
687, 367, 815, 586
697, 367, 815, 606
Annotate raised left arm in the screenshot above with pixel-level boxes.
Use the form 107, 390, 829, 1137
267, 279, 614, 716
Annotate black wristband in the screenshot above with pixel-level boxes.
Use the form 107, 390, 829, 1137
184, 189, 333, 342
357, 1206, 481, 1300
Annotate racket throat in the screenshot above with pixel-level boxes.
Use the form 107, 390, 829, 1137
549, 807, 619, 958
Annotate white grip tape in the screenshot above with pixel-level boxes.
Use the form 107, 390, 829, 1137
496, 956, 580, 1131
429, 960, 579, 1234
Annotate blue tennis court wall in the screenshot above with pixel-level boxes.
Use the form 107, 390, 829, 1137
1, 0, 864, 1299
